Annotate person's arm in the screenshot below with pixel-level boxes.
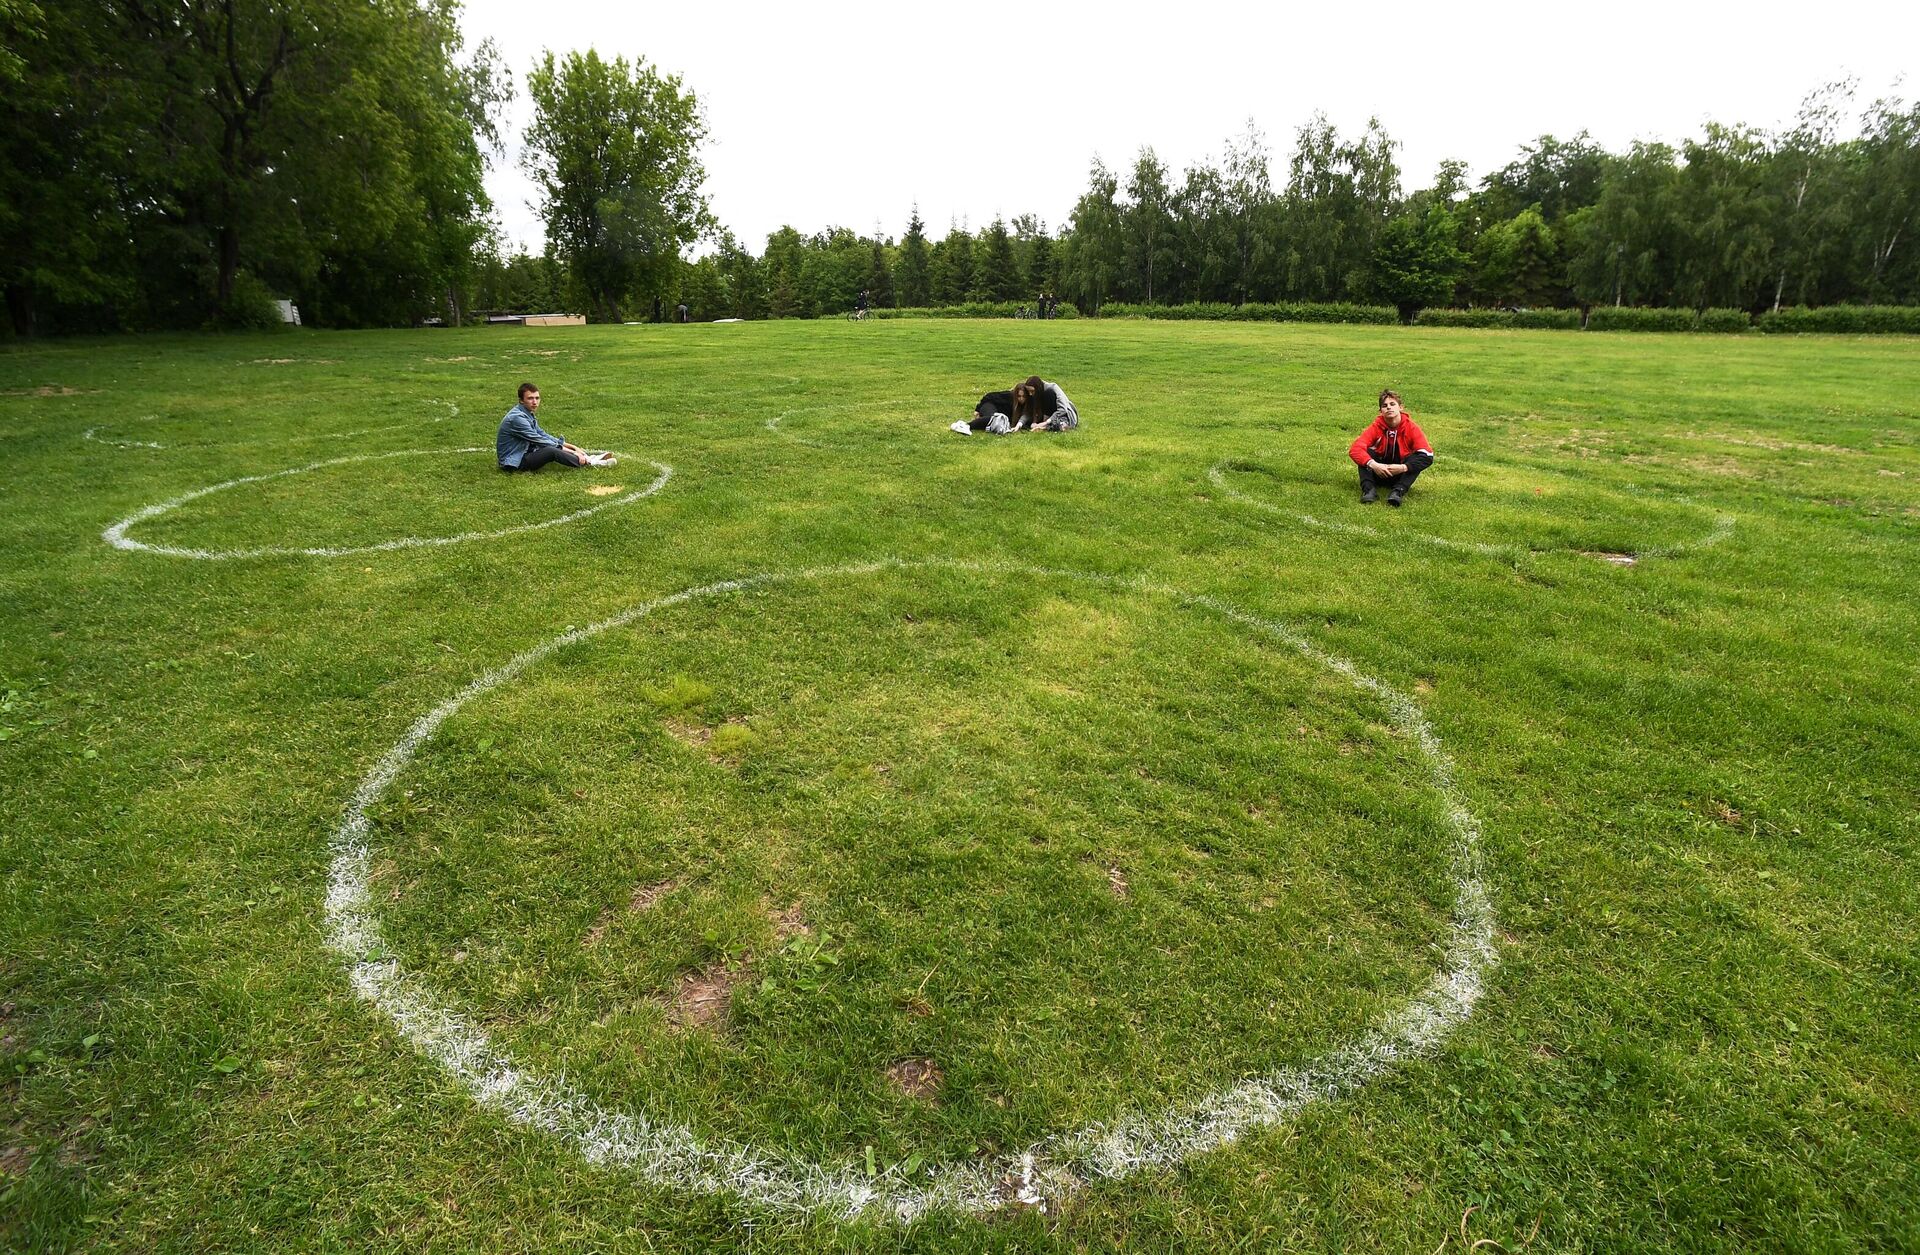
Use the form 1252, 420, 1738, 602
530, 418, 565, 448
1349, 419, 1384, 467
1402, 417, 1434, 457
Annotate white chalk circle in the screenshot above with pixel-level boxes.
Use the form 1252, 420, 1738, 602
324, 557, 1498, 1221
103, 446, 671, 560
1208, 457, 1735, 562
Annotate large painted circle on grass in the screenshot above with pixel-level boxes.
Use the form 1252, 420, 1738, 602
101, 447, 672, 560
324, 558, 1498, 1221
1208, 457, 1735, 561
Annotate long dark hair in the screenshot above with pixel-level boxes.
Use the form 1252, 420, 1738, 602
1014, 375, 1047, 425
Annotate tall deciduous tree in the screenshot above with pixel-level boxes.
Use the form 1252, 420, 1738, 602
1369, 204, 1467, 320
1061, 158, 1123, 312
1122, 148, 1175, 304
523, 48, 711, 322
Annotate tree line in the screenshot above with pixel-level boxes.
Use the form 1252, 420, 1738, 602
4, 0, 1915, 335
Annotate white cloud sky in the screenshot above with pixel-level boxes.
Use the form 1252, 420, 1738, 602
463, 0, 1915, 255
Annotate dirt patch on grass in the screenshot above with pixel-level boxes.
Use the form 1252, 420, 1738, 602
885, 1057, 944, 1101
586, 483, 624, 496
1106, 866, 1130, 898
768, 900, 811, 941
583, 876, 682, 945
1583, 551, 1638, 566
0, 1145, 31, 1177
8, 385, 99, 397
247, 358, 339, 365
668, 963, 734, 1031
666, 715, 759, 760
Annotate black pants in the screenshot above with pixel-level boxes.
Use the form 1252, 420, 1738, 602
970, 410, 1010, 431
509, 444, 585, 472
1359, 449, 1433, 495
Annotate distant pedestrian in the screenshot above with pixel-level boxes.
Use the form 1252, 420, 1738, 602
1348, 389, 1434, 506
675, 302, 689, 324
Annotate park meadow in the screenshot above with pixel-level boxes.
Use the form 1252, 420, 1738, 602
3, 317, 1918, 1252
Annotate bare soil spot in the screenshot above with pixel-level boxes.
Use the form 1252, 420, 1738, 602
586, 483, 623, 496
1583, 551, 1638, 566
1414, 678, 1435, 694
583, 877, 681, 945
1106, 866, 1130, 898
1532, 1042, 1564, 1060
9, 386, 98, 397
668, 964, 734, 1032
768, 900, 811, 942
885, 1057, 944, 1101
665, 717, 713, 747
0, 1145, 31, 1177
1711, 800, 1743, 826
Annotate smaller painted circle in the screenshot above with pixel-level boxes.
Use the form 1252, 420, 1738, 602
102, 446, 672, 560
1208, 456, 1735, 561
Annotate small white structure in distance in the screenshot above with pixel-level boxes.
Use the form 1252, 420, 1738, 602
274, 299, 301, 325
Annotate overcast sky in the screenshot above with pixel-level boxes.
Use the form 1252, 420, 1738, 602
461, 0, 1915, 256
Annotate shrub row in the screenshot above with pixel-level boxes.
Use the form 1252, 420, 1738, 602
1096, 301, 1398, 325
867, 302, 1080, 319
1414, 306, 1755, 332
1414, 308, 1582, 329
1756, 305, 1920, 334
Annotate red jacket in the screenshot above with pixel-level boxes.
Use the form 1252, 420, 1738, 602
1349, 412, 1433, 466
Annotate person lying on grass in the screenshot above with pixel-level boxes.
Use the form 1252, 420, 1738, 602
1013, 375, 1079, 432
496, 382, 616, 471
951, 388, 1018, 435
1348, 389, 1433, 506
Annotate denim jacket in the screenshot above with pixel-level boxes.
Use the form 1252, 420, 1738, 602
495, 403, 564, 468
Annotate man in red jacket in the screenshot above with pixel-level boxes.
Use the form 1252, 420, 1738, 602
1348, 389, 1435, 506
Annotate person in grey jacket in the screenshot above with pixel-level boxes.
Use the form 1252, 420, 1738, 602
1013, 376, 1079, 432
495, 382, 614, 471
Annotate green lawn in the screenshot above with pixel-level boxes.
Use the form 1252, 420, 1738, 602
3, 320, 1916, 1252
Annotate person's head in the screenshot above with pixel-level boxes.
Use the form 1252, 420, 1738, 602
1378, 389, 1402, 423
1015, 375, 1046, 423
518, 382, 540, 412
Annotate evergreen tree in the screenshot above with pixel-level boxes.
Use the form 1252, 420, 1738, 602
866, 238, 896, 307
932, 224, 973, 303
974, 218, 1019, 300
894, 207, 932, 306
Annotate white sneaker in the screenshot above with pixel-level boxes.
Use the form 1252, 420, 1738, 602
949, 420, 971, 435
588, 452, 617, 467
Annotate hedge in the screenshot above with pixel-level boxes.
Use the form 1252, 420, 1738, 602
1095, 301, 1397, 325
865, 301, 1079, 319
1757, 305, 1920, 334
1413, 308, 1582, 329
1584, 306, 1699, 332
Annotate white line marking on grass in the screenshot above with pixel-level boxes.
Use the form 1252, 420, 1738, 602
324, 557, 1499, 1221
83, 424, 167, 450
83, 400, 461, 453
1208, 458, 1736, 562
102, 448, 671, 560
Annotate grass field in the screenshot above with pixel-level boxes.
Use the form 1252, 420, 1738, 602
3, 320, 1917, 1251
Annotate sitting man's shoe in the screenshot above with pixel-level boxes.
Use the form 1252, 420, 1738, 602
1387, 490, 1404, 507
950, 420, 972, 435
1360, 487, 1377, 504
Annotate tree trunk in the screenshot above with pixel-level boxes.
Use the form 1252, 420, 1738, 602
216, 223, 240, 309
446, 284, 463, 328
5, 281, 34, 338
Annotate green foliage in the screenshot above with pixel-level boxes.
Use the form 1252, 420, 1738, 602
1693, 307, 1755, 333
893, 209, 931, 308
1584, 306, 1701, 332
865, 301, 1079, 319
523, 49, 710, 323
1414, 308, 1581, 329
1098, 301, 1396, 324
1369, 205, 1468, 319
1757, 304, 1920, 333
208, 273, 287, 332
972, 219, 1020, 302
